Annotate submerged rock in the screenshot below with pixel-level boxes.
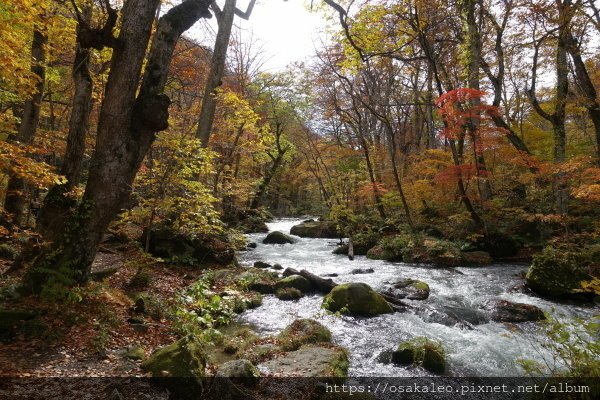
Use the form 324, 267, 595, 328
391, 337, 446, 374
322, 282, 393, 317
263, 231, 295, 245
351, 268, 374, 275
485, 300, 546, 323
384, 279, 430, 300
278, 319, 332, 351
290, 221, 340, 238
258, 345, 349, 377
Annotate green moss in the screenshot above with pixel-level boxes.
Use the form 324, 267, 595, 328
275, 275, 313, 293
527, 246, 595, 298
0, 243, 17, 260
322, 283, 393, 317
141, 337, 205, 377
392, 337, 446, 374
275, 287, 303, 300
278, 319, 332, 351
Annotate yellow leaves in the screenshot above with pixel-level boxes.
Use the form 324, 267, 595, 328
0, 140, 65, 189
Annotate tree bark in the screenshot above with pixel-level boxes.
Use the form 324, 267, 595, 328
37, 5, 95, 239
23, 0, 214, 293
196, 0, 237, 147
4, 28, 47, 226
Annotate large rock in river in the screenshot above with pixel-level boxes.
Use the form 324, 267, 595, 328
258, 345, 348, 378
322, 283, 393, 317
275, 275, 313, 293
263, 231, 295, 244
278, 319, 332, 351
391, 337, 446, 374
290, 221, 340, 238
485, 300, 546, 323
384, 279, 430, 300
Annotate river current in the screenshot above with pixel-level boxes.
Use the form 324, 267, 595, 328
236, 218, 597, 377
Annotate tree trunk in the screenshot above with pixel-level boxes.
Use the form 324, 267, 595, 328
23, 0, 214, 293
37, 6, 94, 239
4, 29, 47, 226
196, 0, 237, 147
361, 138, 387, 219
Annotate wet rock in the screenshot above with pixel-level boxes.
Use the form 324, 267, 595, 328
253, 261, 272, 269
290, 221, 340, 238
141, 337, 205, 378
322, 282, 393, 317
384, 279, 430, 300
258, 345, 349, 377
263, 231, 295, 245
247, 242, 258, 249
275, 275, 313, 293
485, 300, 546, 323
391, 337, 446, 374
438, 305, 489, 326
278, 319, 332, 351
351, 268, 374, 275
332, 245, 349, 255
275, 287, 303, 301
462, 251, 493, 265
322, 273, 338, 277
272, 263, 283, 270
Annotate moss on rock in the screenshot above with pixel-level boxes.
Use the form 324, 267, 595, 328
141, 337, 205, 378
322, 283, 393, 317
278, 319, 332, 351
263, 231, 295, 244
275, 275, 313, 293
276, 287, 303, 301
391, 337, 446, 374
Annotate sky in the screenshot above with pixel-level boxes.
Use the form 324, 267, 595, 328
188, 0, 331, 72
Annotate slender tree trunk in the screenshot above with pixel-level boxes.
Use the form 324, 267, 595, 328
4, 28, 47, 225
196, 0, 237, 147
23, 0, 214, 293
37, 6, 94, 239
360, 138, 387, 219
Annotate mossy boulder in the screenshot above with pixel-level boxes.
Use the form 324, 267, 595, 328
216, 359, 260, 379
391, 337, 446, 374
276, 287, 303, 300
290, 221, 340, 238
275, 275, 313, 293
124, 344, 145, 360
278, 319, 332, 351
322, 283, 393, 317
263, 231, 295, 244
462, 251, 493, 265
526, 245, 597, 299
258, 345, 349, 378
384, 279, 430, 300
141, 337, 205, 378
366, 245, 396, 261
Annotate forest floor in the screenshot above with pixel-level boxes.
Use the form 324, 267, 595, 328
0, 239, 214, 378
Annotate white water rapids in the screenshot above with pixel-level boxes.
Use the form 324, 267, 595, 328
236, 218, 597, 377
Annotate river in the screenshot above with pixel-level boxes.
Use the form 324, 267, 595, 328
236, 218, 597, 377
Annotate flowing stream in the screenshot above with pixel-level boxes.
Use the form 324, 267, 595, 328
236, 218, 596, 377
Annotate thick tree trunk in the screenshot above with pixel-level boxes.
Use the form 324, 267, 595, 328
4, 29, 47, 226
23, 0, 214, 293
37, 6, 94, 239
196, 0, 237, 147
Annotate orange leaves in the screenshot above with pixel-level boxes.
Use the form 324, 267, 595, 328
434, 163, 488, 186
435, 88, 501, 141
0, 141, 65, 188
